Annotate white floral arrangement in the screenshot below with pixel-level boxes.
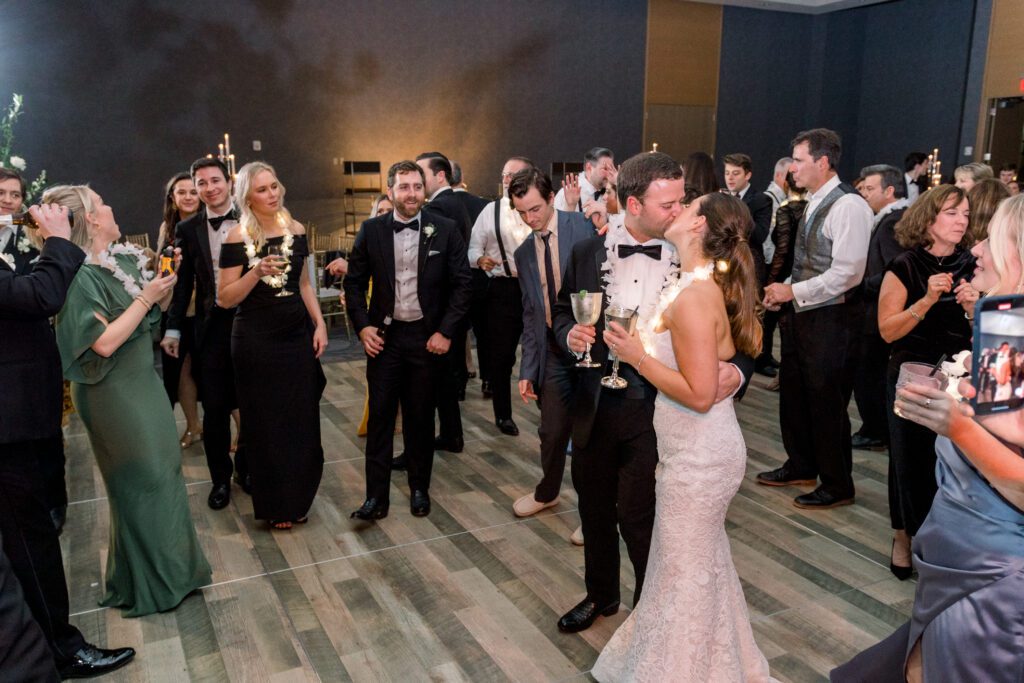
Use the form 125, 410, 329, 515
940, 349, 972, 400
0, 94, 47, 201
423, 223, 436, 239
242, 226, 293, 288
86, 243, 154, 298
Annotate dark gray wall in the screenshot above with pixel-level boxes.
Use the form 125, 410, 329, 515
0, 0, 646, 237
716, 0, 980, 187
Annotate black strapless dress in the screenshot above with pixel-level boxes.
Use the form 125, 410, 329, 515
220, 235, 326, 521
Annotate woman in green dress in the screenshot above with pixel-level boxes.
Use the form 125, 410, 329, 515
47, 184, 211, 617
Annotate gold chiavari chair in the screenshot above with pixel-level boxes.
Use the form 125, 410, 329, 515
123, 233, 151, 250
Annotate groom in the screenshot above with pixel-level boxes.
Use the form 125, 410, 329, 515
552, 152, 754, 632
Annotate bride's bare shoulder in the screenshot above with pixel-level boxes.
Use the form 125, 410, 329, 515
671, 277, 724, 313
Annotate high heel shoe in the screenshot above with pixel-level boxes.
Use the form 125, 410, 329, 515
179, 429, 203, 449
889, 539, 913, 581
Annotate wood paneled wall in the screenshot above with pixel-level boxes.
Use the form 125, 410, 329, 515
976, 0, 1024, 157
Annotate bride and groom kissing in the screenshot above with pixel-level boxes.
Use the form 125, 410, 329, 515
553, 152, 776, 681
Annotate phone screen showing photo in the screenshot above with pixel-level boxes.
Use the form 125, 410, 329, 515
972, 295, 1024, 415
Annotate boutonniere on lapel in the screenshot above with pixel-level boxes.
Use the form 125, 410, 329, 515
423, 224, 437, 240
16, 233, 33, 253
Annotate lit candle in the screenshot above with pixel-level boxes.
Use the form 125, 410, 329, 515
218, 143, 224, 159
224, 133, 230, 157
652, 142, 659, 152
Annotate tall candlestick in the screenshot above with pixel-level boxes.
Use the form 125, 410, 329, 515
218, 143, 224, 159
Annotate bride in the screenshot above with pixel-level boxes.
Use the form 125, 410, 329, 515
595, 191, 774, 682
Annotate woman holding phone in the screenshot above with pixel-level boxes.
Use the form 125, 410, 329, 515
876, 185, 976, 579
833, 193, 1024, 683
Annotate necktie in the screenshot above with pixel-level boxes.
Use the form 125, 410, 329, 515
617, 243, 662, 260
394, 219, 420, 233
541, 232, 557, 324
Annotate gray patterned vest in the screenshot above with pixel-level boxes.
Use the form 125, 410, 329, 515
791, 182, 859, 312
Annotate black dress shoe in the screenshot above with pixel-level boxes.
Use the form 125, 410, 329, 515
793, 488, 855, 510
434, 435, 464, 453
350, 498, 389, 520
234, 472, 253, 494
59, 644, 136, 679
207, 483, 231, 510
391, 453, 408, 471
481, 381, 493, 399
851, 433, 887, 451
557, 598, 619, 633
754, 364, 778, 377
50, 505, 67, 535
756, 465, 817, 487
495, 418, 519, 436
410, 490, 431, 517
457, 387, 466, 402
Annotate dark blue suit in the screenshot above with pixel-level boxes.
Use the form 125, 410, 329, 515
513, 210, 595, 502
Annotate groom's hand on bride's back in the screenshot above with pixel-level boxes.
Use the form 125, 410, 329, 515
568, 324, 596, 354
715, 362, 743, 403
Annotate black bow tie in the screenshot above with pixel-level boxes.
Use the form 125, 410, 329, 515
394, 219, 419, 233
209, 211, 236, 229
618, 243, 662, 260
593, 188, 606, 201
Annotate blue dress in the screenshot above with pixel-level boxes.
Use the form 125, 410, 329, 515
832, 436, 1024, 682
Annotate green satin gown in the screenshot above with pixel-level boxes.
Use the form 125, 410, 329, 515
56, 250, 211, 617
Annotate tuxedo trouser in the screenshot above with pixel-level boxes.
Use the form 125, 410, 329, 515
436, 330, 466, 441
779, 300, 862, 498
853, 307, 891, 442
0, 441, 86, 668
38, 436, 67, 513
366, 320, 440, 501
758, 306, 780, 366
534, 331, 577, 503
486, 277, 523, 421
0, 533, 59, 682
198, 307, 246, 486
469, 270, 492, 384
571, 392, 657, 607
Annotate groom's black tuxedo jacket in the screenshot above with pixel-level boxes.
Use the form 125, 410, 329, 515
343, 209, 472, 341
552, 236, 754, 449
167, 207, 228, 349
0, 237, 84, 444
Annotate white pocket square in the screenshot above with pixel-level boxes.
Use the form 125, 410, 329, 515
428, 250, 441, 257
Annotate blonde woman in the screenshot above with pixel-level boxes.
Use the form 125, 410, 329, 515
218, 162, 327, 530
50, 184, 210, 617
953, 162, 994, 191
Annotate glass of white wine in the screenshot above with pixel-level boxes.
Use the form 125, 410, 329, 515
267, 244, 293, 297
570, 290, 603, 368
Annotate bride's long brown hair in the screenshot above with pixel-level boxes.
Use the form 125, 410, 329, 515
696, 192, 763, 357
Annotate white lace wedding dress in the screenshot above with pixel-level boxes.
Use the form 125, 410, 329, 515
592, 326, 774, 682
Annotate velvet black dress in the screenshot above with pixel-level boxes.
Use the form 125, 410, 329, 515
884, 246, 974, 535
220, 235, 326, 522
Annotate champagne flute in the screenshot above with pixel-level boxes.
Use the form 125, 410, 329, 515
267, 244, 293, 297
601, 305, 639, 389
570, 291, 603, 368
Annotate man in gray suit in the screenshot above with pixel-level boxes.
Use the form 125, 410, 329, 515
510, 167, 598, 531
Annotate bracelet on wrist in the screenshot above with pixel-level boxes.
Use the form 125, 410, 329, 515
637, 352, 650, 375
909, 306, 923, 322
135, 294, 153, 310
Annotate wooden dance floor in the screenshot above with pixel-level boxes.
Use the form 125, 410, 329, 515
63, 356, 914, 682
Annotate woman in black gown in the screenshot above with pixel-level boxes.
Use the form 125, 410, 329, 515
217, 161, 327, 529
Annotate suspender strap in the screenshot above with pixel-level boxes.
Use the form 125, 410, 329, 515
495, 200, 512, 277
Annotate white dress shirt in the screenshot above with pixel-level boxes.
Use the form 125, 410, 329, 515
166, 206, 237, 340
554, 172, 624, 230
392, 211, 424, 322
790, 175, 873, 309
0, 224, 15, 254
467, 197, 530, 278
905, 173, 920, 203
534, 210, 562, 326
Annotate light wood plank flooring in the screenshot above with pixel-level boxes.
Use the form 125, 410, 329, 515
61, 358, 912, 682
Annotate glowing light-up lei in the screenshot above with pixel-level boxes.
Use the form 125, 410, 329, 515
242, 225, 294, 288
600, 223, 680, 352
86, 243, 154, 298
637, 261, 715, 352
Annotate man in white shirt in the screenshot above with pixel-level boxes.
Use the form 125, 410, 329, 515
467, 156, 533, 434
554, 147, 618, 229
760, 128, 873, 510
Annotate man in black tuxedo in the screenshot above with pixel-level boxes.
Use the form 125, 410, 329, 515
450, 160, 490, 222
161, 157, 247, 510
345, 161, 473, 520
0, 204, 134, 679
416, 152, 474, 451
452, 159, 492, 395
552, 153, 753, 633
853, 164, 910, 450
0, 169, 68, 534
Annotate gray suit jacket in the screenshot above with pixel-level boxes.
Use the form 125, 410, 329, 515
513, 210, 596, 388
